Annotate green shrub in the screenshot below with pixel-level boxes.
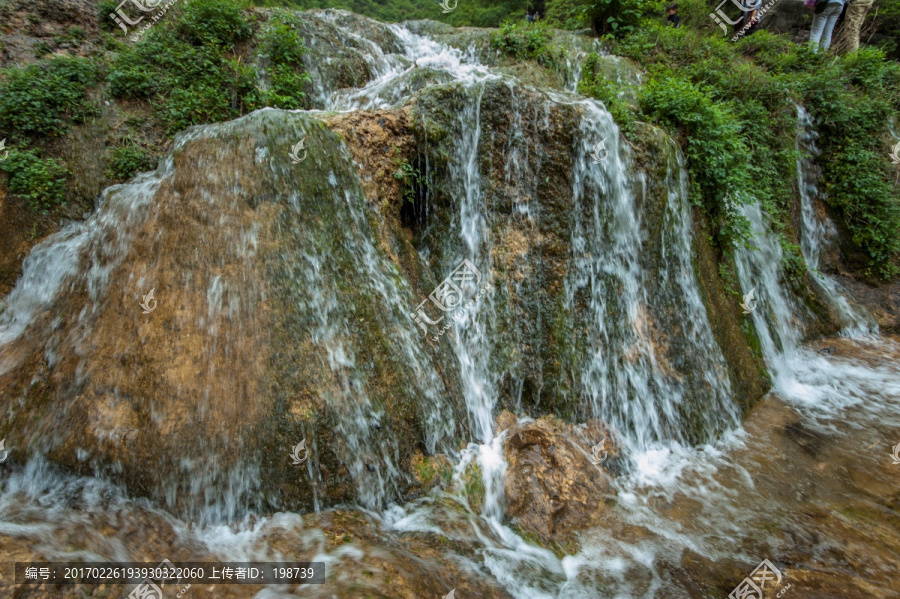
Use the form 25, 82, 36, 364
600, 22, 899, 277
175, 0, 253, 46
68, 26, 87, 41
491, 21, 565, 70
107, 146, 156, 181
0, 56, 99, 137
32, 41, 52, 58
107, 49, 156, 98
544, 0, 663, 35
392, 152, 422, 204
108, 0, 316, 133
0, 149, 69, 212
108, 0, 259, 133
97, 0, 121, 32
640, 75, 754, 244
258, 11, 312, 109
577, 54, 638, 137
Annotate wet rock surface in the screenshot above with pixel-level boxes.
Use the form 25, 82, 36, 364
500, 413, 616, 545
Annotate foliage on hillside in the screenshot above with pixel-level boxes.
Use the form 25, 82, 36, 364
0, 0, 897, 279
0, 0, 317, 214
0, 57, 99, 138
491, 21, 566, 70
581, 19, 900, 278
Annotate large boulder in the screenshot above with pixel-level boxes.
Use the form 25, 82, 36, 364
0, 108, 460, 517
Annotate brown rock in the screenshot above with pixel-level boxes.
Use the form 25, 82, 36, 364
502, 416, 616, 545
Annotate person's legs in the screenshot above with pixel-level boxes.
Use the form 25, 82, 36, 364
819, 3, 844, 49
809, 11, 829, 49
843, 0, 874, 52
809, 3, 843, 51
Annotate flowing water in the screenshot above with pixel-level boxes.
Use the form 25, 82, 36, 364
794, 105, 876, 335
1, 12, 898, 599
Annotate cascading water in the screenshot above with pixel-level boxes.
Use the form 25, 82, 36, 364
795, 105, 876, 335
2, 10, 899, 599
562, 96, 738, 453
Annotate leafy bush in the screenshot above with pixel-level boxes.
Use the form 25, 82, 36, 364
392, 153, 422, 204
175, 0, 253, 46
97, 0, 121, 32
597, 22, 900, 277
107, 146, 156, 181
640, 75, 754, 244
0, 149, 69, 212
0, 56, 99, 137
491, 21, 565, 70
544, 0, 662, 35
68, 26, 87, 41
108, 0, 259, 134
258, 11, 312, 109
32, 41, 52, 58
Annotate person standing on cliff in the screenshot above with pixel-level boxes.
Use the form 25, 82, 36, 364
809, 0, 845, 51
841, 0, 873, 52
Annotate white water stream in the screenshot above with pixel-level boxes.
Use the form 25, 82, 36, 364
1, 12, 898, 599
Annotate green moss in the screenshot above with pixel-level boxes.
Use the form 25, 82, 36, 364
462, 462, 485, 511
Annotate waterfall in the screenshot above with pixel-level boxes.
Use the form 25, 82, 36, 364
563, 97, 738, 453
795, 105, 876, 335
4, 12, 898, 599
733, 105, 883, 407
